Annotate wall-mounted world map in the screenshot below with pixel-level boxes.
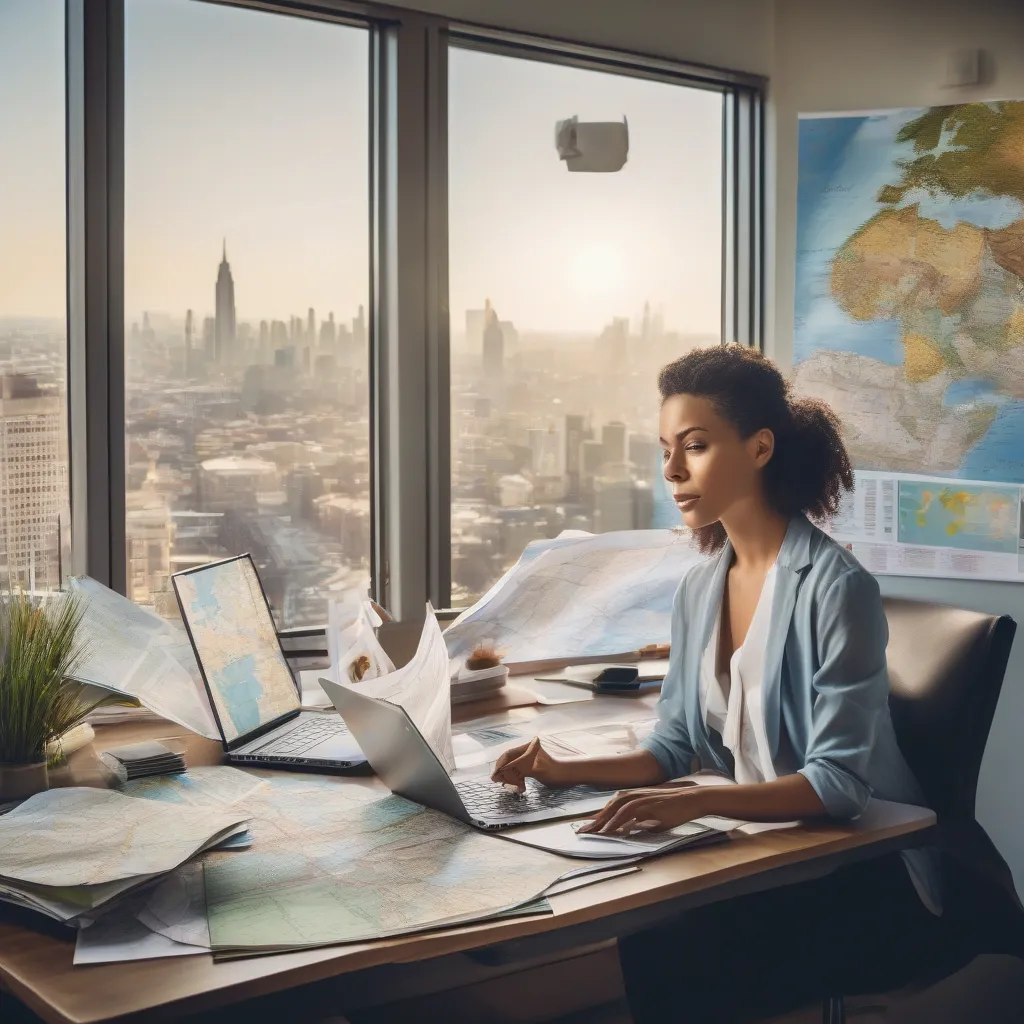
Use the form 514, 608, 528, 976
795, 102, 1024, 582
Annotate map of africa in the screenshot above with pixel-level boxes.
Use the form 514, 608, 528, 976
795, 102, 1024, 480
174, 558, 298, 743
794, 102, 1024, 580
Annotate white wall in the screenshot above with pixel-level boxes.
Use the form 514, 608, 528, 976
402, 0, 774, 76
770, 0, 1024, 892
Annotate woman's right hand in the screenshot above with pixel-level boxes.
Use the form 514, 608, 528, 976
490, 737, 575, 791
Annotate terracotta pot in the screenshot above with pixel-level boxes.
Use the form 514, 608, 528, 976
0, 761, 49, 801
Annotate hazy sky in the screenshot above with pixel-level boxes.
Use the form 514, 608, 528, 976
1, 0, 722, 335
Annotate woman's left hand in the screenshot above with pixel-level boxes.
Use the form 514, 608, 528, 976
577, 784, 711, 835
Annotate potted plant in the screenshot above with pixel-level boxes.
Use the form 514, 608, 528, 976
0, 587, 118, 799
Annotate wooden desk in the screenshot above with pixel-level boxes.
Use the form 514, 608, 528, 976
0, 704, 936, 1024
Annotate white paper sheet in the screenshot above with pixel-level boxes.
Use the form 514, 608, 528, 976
68, 577, 219, 738
513, 676, 598, 705
326, 592, 395, 685
333, 605, 454, 772
444, 530, 702, 665
74, 893, 208, 965
136, 860, 211, 948
298, 669, 334, 709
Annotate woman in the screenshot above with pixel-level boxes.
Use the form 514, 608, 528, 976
492, 345, 948, 1022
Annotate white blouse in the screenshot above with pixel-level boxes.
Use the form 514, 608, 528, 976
700, 564, 779, 785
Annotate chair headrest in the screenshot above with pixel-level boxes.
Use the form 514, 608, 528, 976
884, 597, 998, 707
882, 596, 1014, 819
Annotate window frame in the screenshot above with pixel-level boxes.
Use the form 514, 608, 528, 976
62, 0, 765, 630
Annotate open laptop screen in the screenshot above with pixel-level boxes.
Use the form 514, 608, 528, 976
173, 554, 300, 746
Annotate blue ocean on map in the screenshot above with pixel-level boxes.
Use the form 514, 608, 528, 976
796, 107, 1024, 485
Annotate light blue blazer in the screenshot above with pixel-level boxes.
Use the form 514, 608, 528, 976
641, 515, 941, 908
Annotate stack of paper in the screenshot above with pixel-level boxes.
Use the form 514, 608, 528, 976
0, 787, 249, 925
99, 741, 187, 783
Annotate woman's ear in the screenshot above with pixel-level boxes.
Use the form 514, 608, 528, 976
752, 428, 774, 468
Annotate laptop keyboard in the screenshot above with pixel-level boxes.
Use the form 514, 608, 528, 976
455, 778, 616, 821
256, 715, 347, 756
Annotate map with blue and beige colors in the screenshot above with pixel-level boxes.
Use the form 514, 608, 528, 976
175, 558, 298, 743
794, 102, 1024, 573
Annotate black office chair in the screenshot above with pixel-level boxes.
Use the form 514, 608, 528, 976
823, 597, 1021, 1024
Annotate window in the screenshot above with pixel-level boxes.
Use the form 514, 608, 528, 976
0, 0, 69, 593
123, 0, 371, 626
447, 46, 724, 606
26, 4, 760, 626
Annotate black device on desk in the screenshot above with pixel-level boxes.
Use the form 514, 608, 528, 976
535, 662, 666, 694
171, 554, 364, 769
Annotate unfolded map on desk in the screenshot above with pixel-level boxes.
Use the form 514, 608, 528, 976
443, 530, 702, 665
107, 767, 578, 957
67, 576, 219, 738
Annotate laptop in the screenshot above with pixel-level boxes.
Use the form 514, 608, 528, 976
321, 677, 620, 830
172, 554, 364, 769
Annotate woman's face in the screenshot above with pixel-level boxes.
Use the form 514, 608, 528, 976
659, 393, 774, 530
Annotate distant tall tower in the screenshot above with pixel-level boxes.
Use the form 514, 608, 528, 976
482, 300, 504, 379
353, 306, 366, 355
215, 240, 237, 365
601, 421, 629, 467
565, 414, 586, 500
184, 309, 194, 378
320, 312, 337, 351
307, 308, 316, 347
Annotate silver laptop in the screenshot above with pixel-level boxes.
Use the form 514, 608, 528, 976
172, 554, 364, 769
322, 678, 619, 830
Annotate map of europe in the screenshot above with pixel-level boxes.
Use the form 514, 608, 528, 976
794, 102, 1024, 486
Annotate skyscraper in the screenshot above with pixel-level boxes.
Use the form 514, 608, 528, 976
465, 308, 487, 351
565, 413, 586, 499
482, 300, 504, 379
601, 421, 628, 467
596, 317, 629, 371
353, 305, 366, 357
320, 312, 337, 351
215, 240, 236, 365
0, 375, 66, 591
307, 308, 316, 346
184, 309, 194, 378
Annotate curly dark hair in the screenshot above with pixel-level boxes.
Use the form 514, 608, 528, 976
658, 344, 853, 553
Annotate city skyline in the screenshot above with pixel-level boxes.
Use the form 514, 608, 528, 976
0, 238, 701, 618
3, 0, 722, 335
